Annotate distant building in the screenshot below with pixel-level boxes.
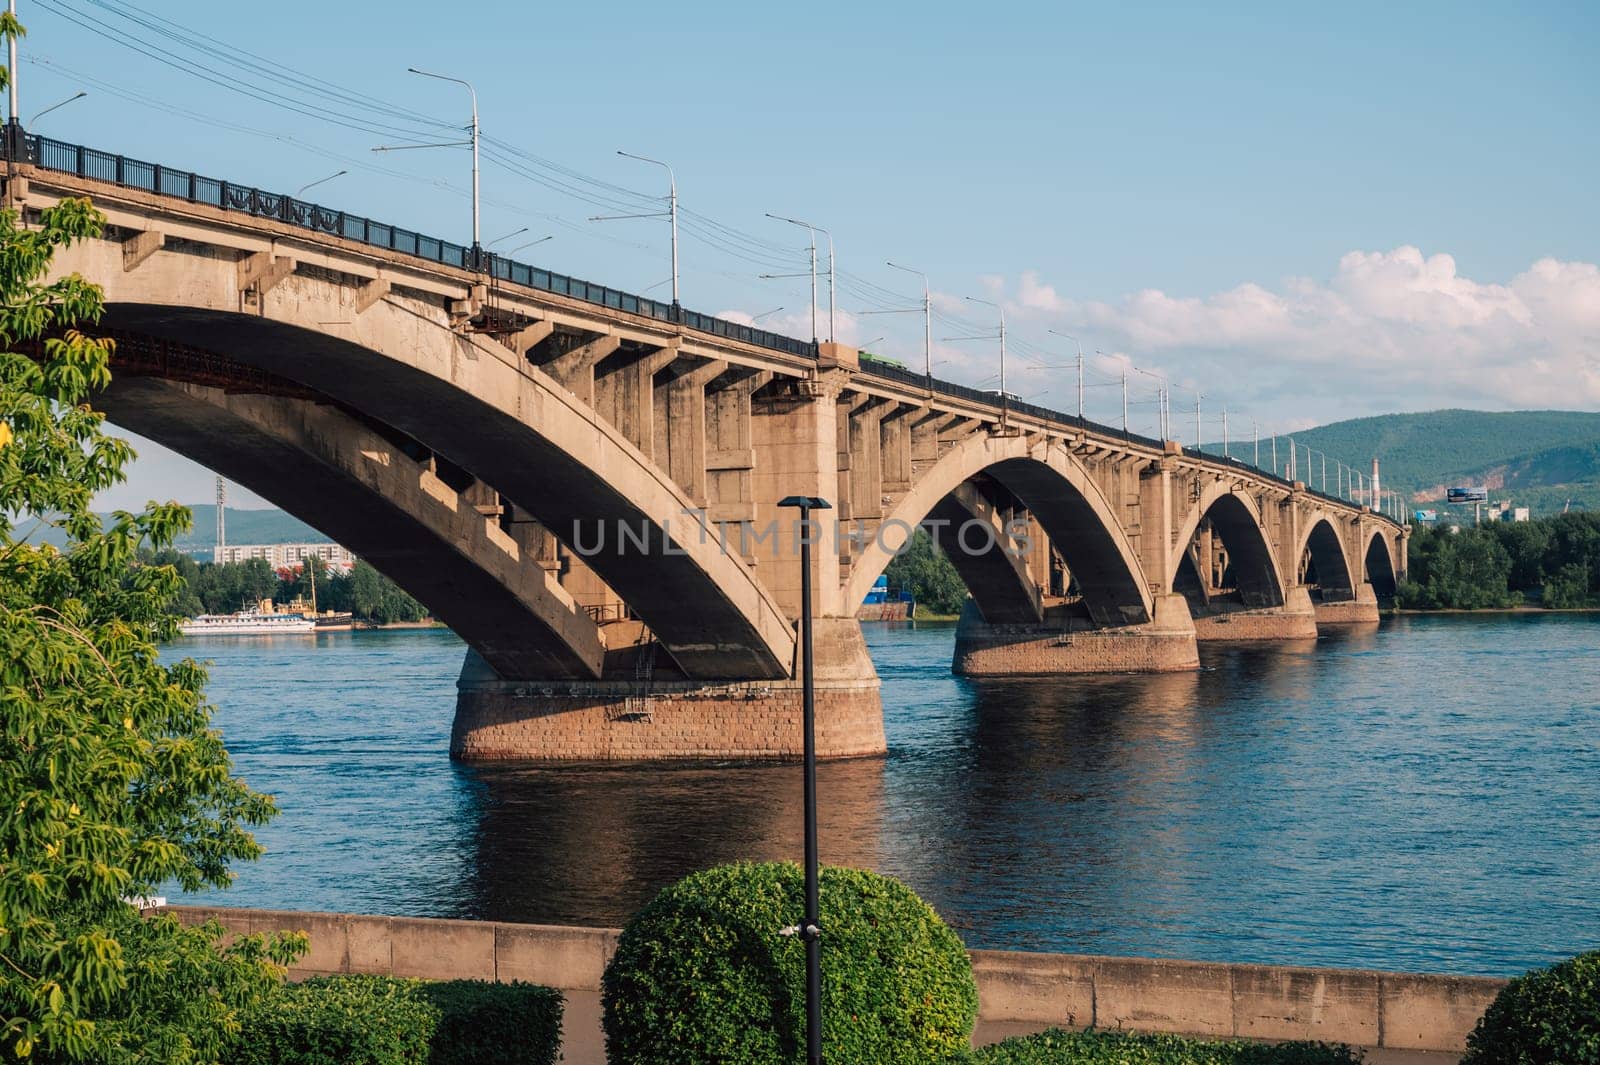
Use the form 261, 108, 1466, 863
1512, 507, 1530, 522
212, 542, 357, 572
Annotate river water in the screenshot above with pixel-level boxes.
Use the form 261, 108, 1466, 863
174, 615, 1600, 977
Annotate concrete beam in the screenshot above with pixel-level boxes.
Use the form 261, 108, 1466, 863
354, 277, 391, 314
121, 229, 165, 272
236, 250, 296, 297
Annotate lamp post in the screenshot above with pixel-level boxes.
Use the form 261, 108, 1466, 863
1193, 389, 1203, 453
1133, 366, 1168, 441
767, 214, 834, 343
373, 68, 479, 263
965, 295, 1007, 428
616, 151, 678, 309
1222, 406, 1230, 459
409, 68, 477, 254
777, 493, 831, 1065
1099, 352, 1127, 434
886, 261, 932, 382
1048, 330, 1085, 420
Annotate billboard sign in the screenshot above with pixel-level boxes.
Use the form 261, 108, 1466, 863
1414, 509, 1438, 523
1446, 487, 1488, 504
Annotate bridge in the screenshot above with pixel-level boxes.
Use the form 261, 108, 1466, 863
11, 134, 1407, 762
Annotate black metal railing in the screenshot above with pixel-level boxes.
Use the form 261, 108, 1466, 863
20, 131, 1397, 527
24, 133, 813, 359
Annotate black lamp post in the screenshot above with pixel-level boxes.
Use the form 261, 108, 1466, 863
778, 493, 830, 1065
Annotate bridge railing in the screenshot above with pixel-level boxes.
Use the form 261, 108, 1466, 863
854, 358, 1392, 521
21, 133, 1397, 526
24, 134, 814, 360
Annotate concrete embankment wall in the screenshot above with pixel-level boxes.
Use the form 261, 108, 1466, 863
163, 906, 1504, 1063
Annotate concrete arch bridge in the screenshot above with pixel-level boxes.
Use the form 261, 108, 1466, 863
14, 137, 1405, 762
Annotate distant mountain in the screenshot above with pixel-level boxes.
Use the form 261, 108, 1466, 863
1280, 410, 1600, 516
16, 505, 327, 554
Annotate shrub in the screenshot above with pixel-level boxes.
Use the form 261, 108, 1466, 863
233, 974, 564, 1065
967, 1028, 1362, 1064
418, 980, 563, 1065
602, 861, 977, 1064
233, 976, 437, 1065
1463, 950, 1600, 1065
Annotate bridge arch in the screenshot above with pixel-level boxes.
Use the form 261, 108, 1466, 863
841, 432, 1153, 627
1363, 527, 1400, 599
102, 375, 607, 679
64, 242, 796, 680
1168, 482, 1287, 609
1297, 513, 1357, 602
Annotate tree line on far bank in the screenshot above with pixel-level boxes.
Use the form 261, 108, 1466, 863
151, 549, 430, 624
1400, 511, 1600, 610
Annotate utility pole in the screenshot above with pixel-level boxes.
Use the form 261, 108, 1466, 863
1222, 406, 1230, 459
965, 296, 1007, 429
1047, 330, 1086, 421
768, 215, 833, 342
884, 261, 932, 382
215, 475, 226, 552
1194, 390, 1203, 453
616, 152, 679, 309
1253, 420, 1259, 468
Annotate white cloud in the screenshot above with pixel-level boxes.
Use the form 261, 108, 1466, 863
996, 248, 1600, 422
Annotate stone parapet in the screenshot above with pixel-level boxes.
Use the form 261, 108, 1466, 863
157, 905, 1507, 1061
952, 594, 1200, 675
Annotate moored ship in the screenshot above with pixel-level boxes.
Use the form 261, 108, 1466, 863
178, 604, 317, 636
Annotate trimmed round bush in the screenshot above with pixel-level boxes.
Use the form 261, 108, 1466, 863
1463, 950, 1600, 1065
602, 861, 978, 1064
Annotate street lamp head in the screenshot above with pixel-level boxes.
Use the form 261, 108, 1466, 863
778, 496, 832, 511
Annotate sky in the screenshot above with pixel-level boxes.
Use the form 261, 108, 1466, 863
15, 0, 1597, 509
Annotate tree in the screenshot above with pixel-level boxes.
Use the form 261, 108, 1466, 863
884, 530, 969, 616
0, 89, 301, 1065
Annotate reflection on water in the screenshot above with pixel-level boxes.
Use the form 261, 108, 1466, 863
178, 615, 1600, 976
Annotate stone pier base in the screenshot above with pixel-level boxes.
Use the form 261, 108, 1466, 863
1314, 583, 1382, 625
450, 618, 884, 762
1192, 587, 1320, 642
952, 594, 1200, 676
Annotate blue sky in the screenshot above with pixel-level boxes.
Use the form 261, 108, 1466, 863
16, 0, 1597, 507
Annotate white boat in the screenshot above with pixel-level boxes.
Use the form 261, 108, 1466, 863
178, 605, 318, 636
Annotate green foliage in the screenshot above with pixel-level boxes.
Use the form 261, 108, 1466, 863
967, 1028, 1362, 1064
1462, 950, 1600, 1065
884, 529, 969, 616
417, 980, 563, 1065
602, 861, 978, 1065
231, 976, 563, 1065
1401, 512, 1600, 609
232, 976, 437, 1065
0, 141, 300, 1059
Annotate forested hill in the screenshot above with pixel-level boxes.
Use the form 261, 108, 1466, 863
17, 505, 322, 553
1283, 410, 1600, 515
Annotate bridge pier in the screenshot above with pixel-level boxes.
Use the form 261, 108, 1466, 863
951, 593, 1200, 676
450, 617, 884, 762
1313, 582, 1383, 626
1191, 586, 1320, 641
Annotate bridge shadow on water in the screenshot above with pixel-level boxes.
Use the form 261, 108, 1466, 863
453, 620, 1350, 939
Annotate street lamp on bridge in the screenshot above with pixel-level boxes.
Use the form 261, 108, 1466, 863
1047, 330, 1086, 420
28, 90, 86, 128
765, 214, 835, 344
373, 68, 480, 261
959, 296, 1008, 429
597, 151, 680, 310
860, 261, 933, 382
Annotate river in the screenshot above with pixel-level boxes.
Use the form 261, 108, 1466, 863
173, 614, 1600, 977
